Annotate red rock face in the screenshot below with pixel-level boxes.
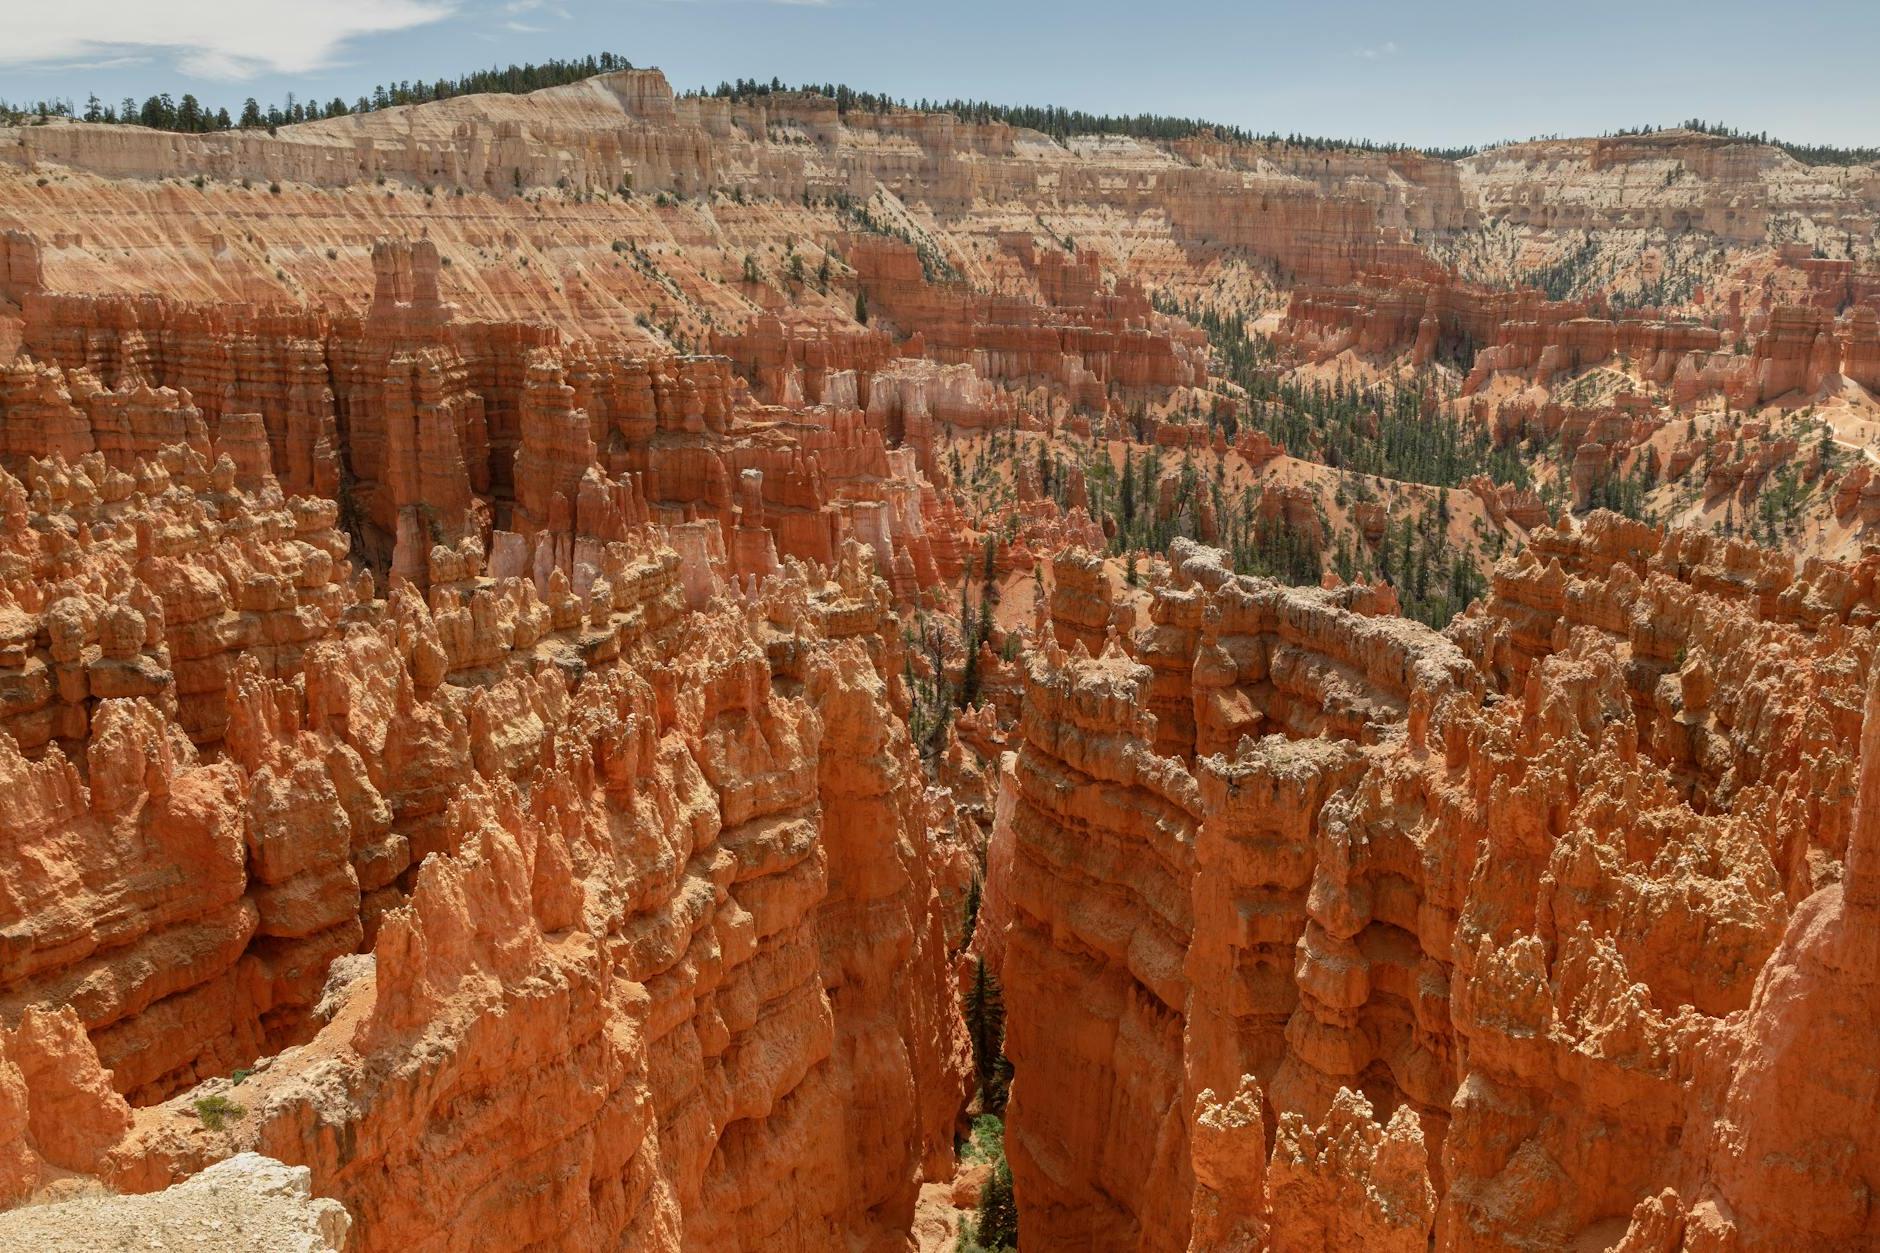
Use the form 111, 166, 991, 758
0, 427, 971, 1247
0, 204, 983, 1244
994, 525, 1880, 1250
1281, 268, 1880, 419
4, 245, 971, 606
845, 236, 1210, 404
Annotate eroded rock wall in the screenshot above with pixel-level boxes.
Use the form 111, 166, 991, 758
997, 525, 1880, 1251
0, 421, 970, 1249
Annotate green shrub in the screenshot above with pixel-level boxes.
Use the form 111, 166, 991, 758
960, 1113, 1003, 1164
954, 1115, 1018, 1251
192, 1093, 246, 1132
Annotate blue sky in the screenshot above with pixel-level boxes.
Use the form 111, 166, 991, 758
4, 0, 1877, 149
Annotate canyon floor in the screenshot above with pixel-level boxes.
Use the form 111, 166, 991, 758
1, 65, 1879, 1251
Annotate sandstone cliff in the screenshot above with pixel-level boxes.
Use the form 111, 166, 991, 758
994, 525, 1880, 1250
0, 412, 972, 1248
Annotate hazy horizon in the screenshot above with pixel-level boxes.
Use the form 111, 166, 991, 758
4, 0, 1877, 151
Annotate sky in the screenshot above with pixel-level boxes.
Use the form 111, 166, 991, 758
3, 0, 1877, 150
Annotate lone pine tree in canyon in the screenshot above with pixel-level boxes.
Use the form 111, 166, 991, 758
1, 7, 1879, 1250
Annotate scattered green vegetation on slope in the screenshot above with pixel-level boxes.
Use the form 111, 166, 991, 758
1617, 119, 1880, 168
696, 77, 1461, 153
953, 1115, 1018, 1252
1176, 302, 1532, 489
11, 58, 1877, 169
1, 53, 635, 131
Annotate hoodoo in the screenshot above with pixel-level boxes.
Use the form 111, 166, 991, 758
2, 25, 1880, 1252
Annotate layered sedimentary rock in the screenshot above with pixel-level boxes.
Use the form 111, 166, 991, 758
1461, 130, 1874, 244
0, 239, 975, 606
998, 524, 1880, 1250
0, 71, 1476, 301
10, 64, 1879, 582
0, 407, 971, 1246
13, 73, 1871, 364
1279, 267, 1880, 412
850, 236, 1210, 402
1000, 633, 1202, 1248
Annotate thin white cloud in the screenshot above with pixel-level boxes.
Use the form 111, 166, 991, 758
5, 0, 455, 80
30, 53, 152, 73
498, 0, 570, 24
1354, 41, 1400, 61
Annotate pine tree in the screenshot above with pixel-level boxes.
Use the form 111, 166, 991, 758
961, 875, 982, 946
854, 288, 869, 325
975, 1155, 1019, 1250
958, 576, 980, 709
963, 957, 1009, 1111
1334, 534, 1355, 583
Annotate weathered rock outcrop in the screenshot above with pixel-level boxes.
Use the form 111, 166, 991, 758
996, 524, 1880, 1250
0, 404, 971, 1248
1279, 268, 1880, 413
0, 1152, 351, 1251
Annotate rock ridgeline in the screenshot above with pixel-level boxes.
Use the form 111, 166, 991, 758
0, 70, 1468, 288
8, 88, 1879, 318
